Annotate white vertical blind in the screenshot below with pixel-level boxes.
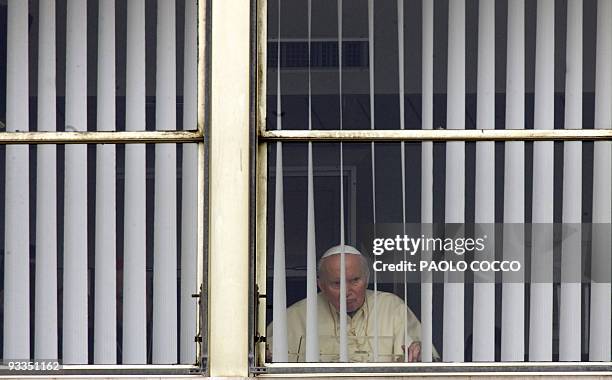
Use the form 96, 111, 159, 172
529, 0, 555, 362
4, 0, 612, 367
590, 0, 612, 361
35, 0, 58, 361
305, 146, 318, 362
397, 0, 411, 362
501, 0, 525, 362
94, 0, 117, 364
473, 0, 495, 362
337, 0, 349, 363
420, 0, 434, 364
559, 0, 583, 362
123, 0, 148, 364
63, 0, 89, 364
272, 0, 288, 363
4, 0, 30, 360
272, 139, 289, 362
305, 0, 320, 363
153, 0, 178, 364
0, 0, 200, 365
443, 0, 465, 362
265, 0, 612, 365
181, 0, 199, 365
368, 0, 380, 362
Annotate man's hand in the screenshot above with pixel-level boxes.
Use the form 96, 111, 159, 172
401, 341, 421, 362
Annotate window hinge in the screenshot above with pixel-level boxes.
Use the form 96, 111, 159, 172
250, 366, 268, 374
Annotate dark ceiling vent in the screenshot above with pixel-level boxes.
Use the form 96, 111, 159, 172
268, 40, 368, 69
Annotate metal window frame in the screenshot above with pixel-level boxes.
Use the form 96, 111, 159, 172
0, 0, 208, 375
259, 128, 612, 142
252, 0, 612, 377
0, 130, 201, 144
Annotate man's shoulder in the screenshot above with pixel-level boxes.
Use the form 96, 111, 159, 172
287, 293, 327, 313
286, 297, 308, 314
284, 293, 329, 327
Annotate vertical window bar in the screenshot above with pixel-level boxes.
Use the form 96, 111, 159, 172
181, 0, 198, 365
443, 0, 465, 362
305, 0, 319, 363
529, 0, 554, 361
94, 0, 117, 364
272, 0, 288, 363
153, 0, 178, 364
4, 0, 30, 360
590, 0, 612, 362
473, 0, 495, 362
420, 0, 434, 363
559, 0, 583, 362
35, 0, 58, 361
123, 0, 147, 364
501, 0, 525, 362
63, 0, 88, 364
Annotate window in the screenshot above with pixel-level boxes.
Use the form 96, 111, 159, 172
0, 0, 205, 374
255, 0, 612, 373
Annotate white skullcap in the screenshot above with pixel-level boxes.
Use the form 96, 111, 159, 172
321, 244, 362, 259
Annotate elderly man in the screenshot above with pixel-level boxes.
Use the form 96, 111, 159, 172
268, 244, 430, 362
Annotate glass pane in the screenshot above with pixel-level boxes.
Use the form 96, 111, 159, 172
0, 143, 199, 364
0, 0, 197, 133
265, 142, 609, 363
266, 0, 597, 131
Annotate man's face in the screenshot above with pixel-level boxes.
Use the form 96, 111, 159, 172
317, 254, 367, 313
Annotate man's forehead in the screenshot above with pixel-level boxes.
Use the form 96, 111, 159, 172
321, 254, 362, 272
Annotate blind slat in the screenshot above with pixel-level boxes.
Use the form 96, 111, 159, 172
35, 0, 58, 361
501, 0, 525, 362
152, 0, 178, 364
473, 0, 495, 362
63, 0, 88, 364
272, 0, 289, 362
589, 0, 612, 361
420, 0, 434, 362
304, 0, 319, 363
305, 142, 319, 362
272, 143, 289, 361
529, 0, 555, 362
396, 0, 411, 363
337, 0, 349, 363
559, 0, 583, 362
443, 0, 465, 362
94, 0, 117, 364
123, 0, 147, 363
368, 0, 380, 362
180, 0, 199, 365
4, 0, 30, 360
